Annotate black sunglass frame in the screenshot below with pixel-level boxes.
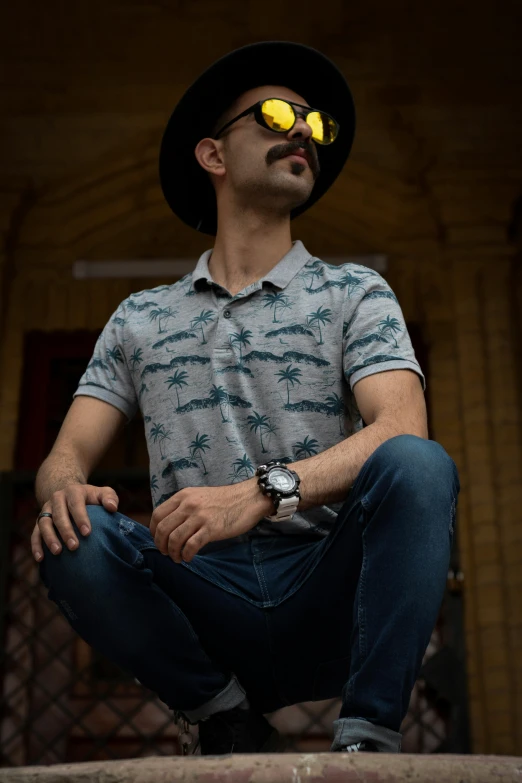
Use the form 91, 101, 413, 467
214, 98, 339, 144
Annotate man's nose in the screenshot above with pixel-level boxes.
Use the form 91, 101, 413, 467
287, 115, 313, 142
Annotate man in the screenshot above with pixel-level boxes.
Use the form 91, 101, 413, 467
32, 42, 459, 755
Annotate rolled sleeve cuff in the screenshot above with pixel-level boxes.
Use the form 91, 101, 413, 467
348, 360, 426, 392
73, 385, 138, 423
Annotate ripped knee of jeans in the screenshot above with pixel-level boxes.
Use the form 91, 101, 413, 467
118, 516, 136, 536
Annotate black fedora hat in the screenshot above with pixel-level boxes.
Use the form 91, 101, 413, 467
159, 41, 356, 236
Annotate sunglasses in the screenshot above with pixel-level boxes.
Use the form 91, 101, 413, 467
214, 97, 339, 146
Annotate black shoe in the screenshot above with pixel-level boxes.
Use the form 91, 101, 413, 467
198, 705, 280, 755
342, 740, 379, 752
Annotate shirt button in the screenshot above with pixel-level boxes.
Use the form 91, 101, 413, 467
223, 309, 231, 318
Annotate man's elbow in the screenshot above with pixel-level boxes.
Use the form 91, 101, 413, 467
376, 410, 429, 441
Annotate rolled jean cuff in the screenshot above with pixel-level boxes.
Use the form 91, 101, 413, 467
330, 717, 402, 753
182, 675, 246, 723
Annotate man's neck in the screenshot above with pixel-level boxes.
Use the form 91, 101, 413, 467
208, 211, 294, 296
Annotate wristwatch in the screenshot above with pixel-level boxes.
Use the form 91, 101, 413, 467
256, 461, 301, 522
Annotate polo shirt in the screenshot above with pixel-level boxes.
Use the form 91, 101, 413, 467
73, 239, 425, 537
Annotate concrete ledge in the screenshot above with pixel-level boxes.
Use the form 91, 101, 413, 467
0, 753, 521, 782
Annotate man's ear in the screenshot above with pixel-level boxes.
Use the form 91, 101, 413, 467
194, 138, 226, 178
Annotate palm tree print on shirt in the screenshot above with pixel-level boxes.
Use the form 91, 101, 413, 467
247, 411, 271, 453
377, 315, 402, 347
299, 264, 324, 291
126, 298, 160, 313
361, 289, 398, 304
130, 347, 143, 372
166, 369, 189, 409
242, 348, 329, 367
306, 305, 332, 345
161, 456, 199, 479
190, 310, 215, 344
176, 388, 251, 415
284, 392, 346, 435
152, 330, 198, 351
141, 355, 210, 379
148, 306, 178, 333
339, 271, 368, 297
190, 433, 211, 475
307, 270, 366, 298
150, 423, 172, 460
264, 420, 279, 450
231, 454, 255, 481
275, 364, 303, 405
293, 436, 320, 459
264, 324, 315, 338
262, 291, 292, 323
345, 333, 390, 355
229, 328, 253, 363
106, 346, 125, 380
86, 357, 110, 377
209, 384, 230, 422
325, 392, 346, 435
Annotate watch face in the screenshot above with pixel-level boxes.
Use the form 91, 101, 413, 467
269, 468, 296, 492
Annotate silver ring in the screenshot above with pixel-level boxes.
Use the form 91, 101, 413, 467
37, 512, 53, 522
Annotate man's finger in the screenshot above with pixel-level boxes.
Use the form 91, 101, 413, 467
49, 492, 80, 551
167, 519, 201, 563
154, 507, 186, 553
65, 493, 93, 538
31, 524, 44, 562
38, 514, 65, 555
97, 487, 119, 513
180, 529, 208, 563
150, 492, 182, 537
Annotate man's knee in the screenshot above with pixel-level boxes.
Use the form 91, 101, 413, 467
371, 434, 459, 492
38, 504, 116, 588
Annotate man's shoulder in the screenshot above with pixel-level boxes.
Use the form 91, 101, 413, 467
123, 275, 197, 308
291, 256, 388, 300
305, 256, 384, 278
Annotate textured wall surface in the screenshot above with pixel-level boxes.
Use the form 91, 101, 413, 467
0, 0, 521, 755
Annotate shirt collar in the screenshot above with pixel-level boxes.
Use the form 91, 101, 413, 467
191, 240, 312, 291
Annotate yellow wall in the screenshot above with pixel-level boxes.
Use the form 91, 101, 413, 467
1, 0, 522, 754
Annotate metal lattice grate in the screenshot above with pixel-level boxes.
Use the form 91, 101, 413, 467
0, 471, 469, 766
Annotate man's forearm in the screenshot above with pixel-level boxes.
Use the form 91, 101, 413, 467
241, 418, 426, 517
35, 451, 87, 508
288, 419, 423, 511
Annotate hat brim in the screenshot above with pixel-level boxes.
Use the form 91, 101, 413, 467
159, 41, 356, 235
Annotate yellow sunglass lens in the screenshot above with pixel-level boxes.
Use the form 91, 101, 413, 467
260, 99, 337, 144
307, 111, 337, 144
261, 99, 295, 131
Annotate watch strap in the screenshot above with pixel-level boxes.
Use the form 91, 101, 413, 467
267, 494, 300, 522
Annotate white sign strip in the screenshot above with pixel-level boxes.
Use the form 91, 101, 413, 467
73, 255, 387, 279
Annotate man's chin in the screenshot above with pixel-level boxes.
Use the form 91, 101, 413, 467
288, 180, 315, 210
249, 174, 314, 213
288, 189, 313, 212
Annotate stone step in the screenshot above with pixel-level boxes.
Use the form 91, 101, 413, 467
0, 753, 521, 782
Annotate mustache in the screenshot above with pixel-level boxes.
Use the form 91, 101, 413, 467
266, 140, 320, 179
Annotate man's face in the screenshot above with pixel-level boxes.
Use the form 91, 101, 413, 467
208, 85, 321, 215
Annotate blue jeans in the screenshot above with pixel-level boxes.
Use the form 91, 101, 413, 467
39, 435, 459, 752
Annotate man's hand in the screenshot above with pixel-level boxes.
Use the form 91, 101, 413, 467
149, 478, 274, 563
31, 484, 119, 561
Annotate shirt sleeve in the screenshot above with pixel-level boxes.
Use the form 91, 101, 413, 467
342, 268, 426, 391
73, 299, 139, 423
